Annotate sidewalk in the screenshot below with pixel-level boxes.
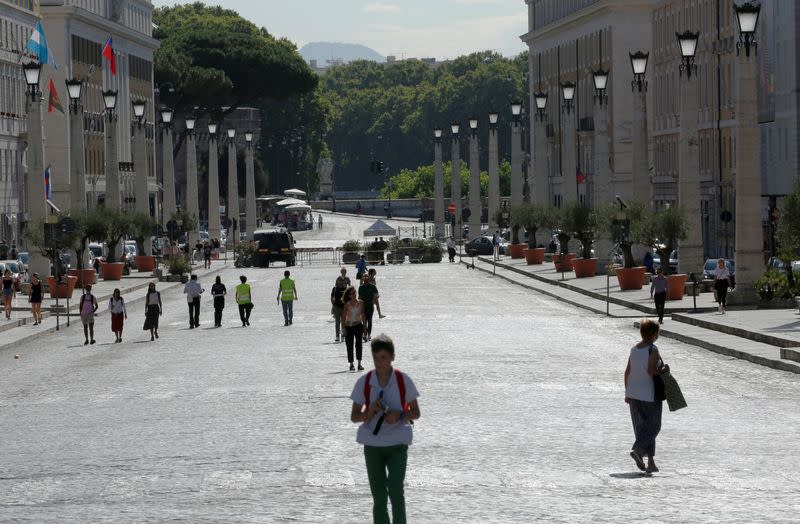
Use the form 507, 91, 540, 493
464, 254, 800, 374
0, 261, 227, 352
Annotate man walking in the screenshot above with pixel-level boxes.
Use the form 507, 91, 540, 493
183, 274, 204, 329
446, 236, 456, 263
492, 230, 501, 261
356, 254, 367, 281
235, 275, 253, 327
203, 242, 212, 269
318, 213, 323, 229
358, 273, 380, 342
277, 270, 298, 326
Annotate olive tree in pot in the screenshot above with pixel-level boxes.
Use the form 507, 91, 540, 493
776, 178, 800, 292
22, 216, 80, 298
561, 202, 598, 277
519, 204, 553, 265
99, 208, 132, 280
595, 202, 648, 289
636, 205, 688, 299
67, 210, 106, 287
129, 212, 158, 272
507, 205, 526, 259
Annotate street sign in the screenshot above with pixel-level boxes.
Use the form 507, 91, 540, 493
448, 203, 456, 214
59, 217, 76, 233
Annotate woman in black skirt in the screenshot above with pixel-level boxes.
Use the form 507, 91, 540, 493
29, 273, 43, 325
143, 282, 162, 341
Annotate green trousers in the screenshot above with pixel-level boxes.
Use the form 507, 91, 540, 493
363, 444, 408, 524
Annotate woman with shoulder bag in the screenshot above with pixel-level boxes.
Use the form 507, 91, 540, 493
713, 259, 732, 314
624, 319, 670, 474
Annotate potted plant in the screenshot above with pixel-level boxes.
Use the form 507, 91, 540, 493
66, 210, 106, 288
421, 238, 443, 263
561, 203, 598, 278
234, 242, 256, 268
341, 240, 361, 264
596, 202, 648, 289
637, 205, 688, 300
507, 205, 526, 259
519, 204, 553, 265
387, 237, 405, 264
168, 256, 191, 283
130, 212, 158, 272
551, 206, 576, 272
22, 217, 79, 299
407, 238, 426, 263
99, 208, 131, 281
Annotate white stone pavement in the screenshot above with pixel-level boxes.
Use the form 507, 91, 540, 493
0, 214, 797, 522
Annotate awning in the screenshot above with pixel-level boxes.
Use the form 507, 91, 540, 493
363, 219, 396, 237
276, 197, 307, 206
285, 204, 312, 210
284, 188, 307, 197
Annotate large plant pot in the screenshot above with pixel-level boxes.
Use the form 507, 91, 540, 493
135, 255, 156, 272
616, 267, 646, 290
341, 252, 360, 264
667, 274, 688, 301
553, 253, 576, 272
388, 253, 405, 264
572, 257, 598, 278
68, 268, 96, 288
523, 247, 545, 265
508, 243, 526, 259
366, 250, 385, 265
422, 251, 443, 263
100, 262, 125, 281
47, 275, 78, 299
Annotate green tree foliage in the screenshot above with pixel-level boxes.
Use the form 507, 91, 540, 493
379, 160, 512, 199
321, 51, 528, 190
635, 206, 688, 275
776, 178, 800, 288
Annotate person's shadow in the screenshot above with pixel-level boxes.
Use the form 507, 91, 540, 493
609, 472, 653, 479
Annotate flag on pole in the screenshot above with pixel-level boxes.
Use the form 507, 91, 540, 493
44, 165, 52, 200
25, 20, 59, 69
47, 78, 65, 114
102, 36, 116, 76
576, 166, 586, 184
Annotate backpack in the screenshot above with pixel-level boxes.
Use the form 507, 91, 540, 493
363, 370, 412, 423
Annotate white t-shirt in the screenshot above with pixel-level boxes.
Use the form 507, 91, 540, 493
626, 344, 657, 402
350, 369, 419, 447
713, 266, 730, 281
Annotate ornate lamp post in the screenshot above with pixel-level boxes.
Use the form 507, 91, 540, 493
560, 82, 577, 204
22, 61, 49, 279
532, 92, 549, 207
450, 122, 461, 238
160, 107, 176, 230
510, 102, 524, 210
628, 51, 650, 205
590, 67, 612, 210
65, 78, 86, 213
102, 89, 120, 213
226, 127, 239, 248
488, 111, 500, 228
132, 99, 152, 253
244, 131, 257, 239
676, 30, 703, 275
184, 116, 200, 248
207, 122, 221, 244
732, 1, 763, 302
433, 127, 445, 239
468, 117, 481, 238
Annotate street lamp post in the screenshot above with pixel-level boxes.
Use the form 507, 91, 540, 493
103, 89, 120, 212
488, 111, 500, 229
244, 131, 257, 240
592, 69, 612, 209
533, 92, 549, 207
510, 102, 524, 210
22, 61, 49, 279
468, 117, 481, 238
207, 122, 221, 245
185, 116, 200, 250
629, 51, 650, 204
160, 107, 176, 230
66, 78, 86, 214
132, 99, 152, 255
226, 127, 239, 249
433, 127, 445, 239
560, 82, 577, 204
732, 1, 763, 302
450, 122, 462, 239
676, 30, 703, 275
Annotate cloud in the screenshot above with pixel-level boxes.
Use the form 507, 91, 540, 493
363, 2, 401, 13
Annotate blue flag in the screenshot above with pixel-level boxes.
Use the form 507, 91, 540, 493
44, 165, 52, 200
26, 21, 59, 70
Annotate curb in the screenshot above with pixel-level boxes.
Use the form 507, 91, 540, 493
671, 312, 800, 349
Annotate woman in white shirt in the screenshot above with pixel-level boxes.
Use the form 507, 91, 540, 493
624, 319, 670, 473
342, 286, 365, 372
713, 259, 732, 314
108, 288, 127, 343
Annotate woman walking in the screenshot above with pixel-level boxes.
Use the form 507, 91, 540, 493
713, 259, 732, 314
331, 276, 346, 342
211, 275, 226, 327
2, 268, 14, 319
649, 267, 668, 324
624, 319, 670, 474
79, 285, 98, 345
29, 273, 43, 325
342, 286, 366, 371
108, 289, 127, 343
143, 282, 162, 341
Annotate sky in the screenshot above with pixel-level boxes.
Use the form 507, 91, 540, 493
151, 0, 529, 60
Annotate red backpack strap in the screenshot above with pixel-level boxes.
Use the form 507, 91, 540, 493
395, 369, 408, 412
363, 371, 372, 412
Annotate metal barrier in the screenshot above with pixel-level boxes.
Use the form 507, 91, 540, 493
296, 247, 339, 266
395, 225, 436, 238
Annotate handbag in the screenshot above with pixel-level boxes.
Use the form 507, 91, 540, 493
661, 372, 688, 411
649, 345, 667, 401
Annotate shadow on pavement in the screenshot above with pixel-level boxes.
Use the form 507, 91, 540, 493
609, 472, 653, 479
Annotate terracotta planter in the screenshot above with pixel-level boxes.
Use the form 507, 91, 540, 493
667, 274, 688, 301
553, 253, 576, 272
616, 267, 646, 290
341, 252, 360, 264
572, 257, 598, 278
100, 262, 125, 281
508, 243, 526, 259
47, 275, 78, 299
135, 255, 156, 272
523, 247, 545, 265
68, 268, 96, 288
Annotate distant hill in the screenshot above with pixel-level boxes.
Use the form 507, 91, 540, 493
300, 42, 385, 65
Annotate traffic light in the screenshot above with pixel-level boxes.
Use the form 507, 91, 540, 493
377, 161, 384, 173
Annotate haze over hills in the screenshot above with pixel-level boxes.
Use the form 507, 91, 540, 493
300, 42, 385, 64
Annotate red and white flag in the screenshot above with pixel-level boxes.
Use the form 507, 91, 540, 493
47, 78, 64, 114
102, 36, 116, 76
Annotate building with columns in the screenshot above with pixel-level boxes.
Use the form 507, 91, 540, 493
0, 0, 37, 246
40, 0, 159, 214
522, 0, 800, 259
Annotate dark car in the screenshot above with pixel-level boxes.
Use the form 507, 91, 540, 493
464, 236, 506, 256
253, 229, 296, 267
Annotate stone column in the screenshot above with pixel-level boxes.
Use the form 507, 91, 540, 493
185, 131, 200, 248
511, 117, 523, 208
678, 73, 703, 275
133, 122, 152, 255
631, 87, 650, 203
488, 120, 500, 228
593, 98, 612, 268
732, 47, 763, 302
161, 124, 176, 228
468, 125, 481, 238
245, 141, 257, 240
104, 105, 121, 261
68, 90, 88, 268
534, 118, 549, 207
451, 130, 461, 236
24, 82, 49, 280
561, 108, 577, 204
207, 134, 221, 243
227, 135, 240, 247
434, 134, 444, 239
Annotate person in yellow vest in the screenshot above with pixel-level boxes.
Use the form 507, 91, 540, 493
235, 275, 253, 327
277, 270, 298, 326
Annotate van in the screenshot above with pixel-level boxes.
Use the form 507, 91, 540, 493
253, 229, 296, 267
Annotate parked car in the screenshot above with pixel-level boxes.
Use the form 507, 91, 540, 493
464, 236, 507, 256
122, 243, 137, 270
766, 256, 800, 273
0, 260, 25, 290
703, 258, 735, 280
652, 249, 678, 273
